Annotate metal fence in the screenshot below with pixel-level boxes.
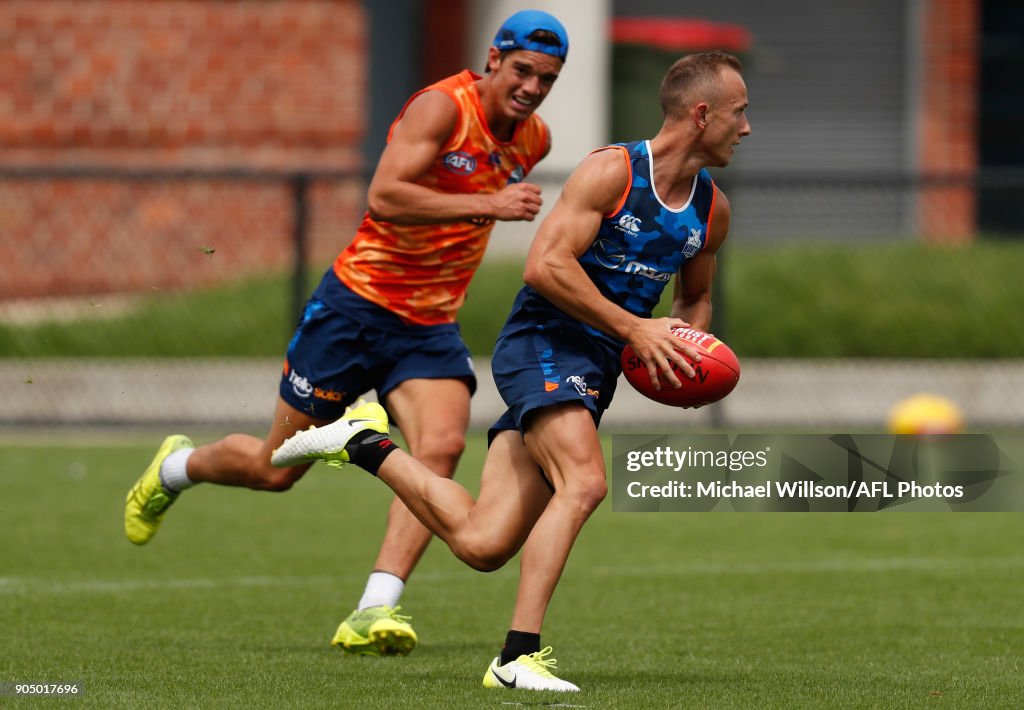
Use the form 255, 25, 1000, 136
0, 166, 367, 327
723, 169, 1024, 242
2, 166, 1023, 430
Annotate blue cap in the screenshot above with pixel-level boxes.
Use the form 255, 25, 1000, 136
492, 10, 569, 62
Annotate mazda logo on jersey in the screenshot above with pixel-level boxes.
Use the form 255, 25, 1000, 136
443, 151, 477, 174
592, 238, 626, 269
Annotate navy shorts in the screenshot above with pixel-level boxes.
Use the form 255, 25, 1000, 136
489, 317, 621, 439
280, 272, 477, 420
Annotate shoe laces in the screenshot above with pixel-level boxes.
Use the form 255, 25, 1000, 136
384, 605, 412, 624
520, 646, 559, 677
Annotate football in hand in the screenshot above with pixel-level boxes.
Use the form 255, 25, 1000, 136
620, 327, 740, 407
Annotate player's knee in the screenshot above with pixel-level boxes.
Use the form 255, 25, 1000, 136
412, 429, 466, 477
461, 549, 512, 573
454, 535, 514, 572
566, 476, 608, 515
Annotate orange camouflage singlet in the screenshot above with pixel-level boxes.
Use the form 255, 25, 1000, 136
334, 70, 549, 326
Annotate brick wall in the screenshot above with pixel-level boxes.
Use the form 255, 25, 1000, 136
917, 0, 979, 242
1, 0, 367, 300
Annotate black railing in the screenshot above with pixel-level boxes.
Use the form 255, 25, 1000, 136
3, 166, 1023, 328
0, 165, 366, 326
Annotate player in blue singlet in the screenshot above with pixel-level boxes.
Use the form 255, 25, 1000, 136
491, 139, 718, 433
273, 51, 751, 692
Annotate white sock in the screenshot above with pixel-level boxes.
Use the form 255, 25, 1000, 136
159, 448, 196, 493
358, 571, 405, 610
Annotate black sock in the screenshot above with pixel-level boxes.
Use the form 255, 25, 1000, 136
345, 429, 398, 475
500, 630, 540, 666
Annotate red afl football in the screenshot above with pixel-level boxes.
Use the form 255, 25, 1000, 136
620, 327, 740, 407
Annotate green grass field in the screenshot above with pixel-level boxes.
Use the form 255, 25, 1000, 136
2, 433, 1022, 708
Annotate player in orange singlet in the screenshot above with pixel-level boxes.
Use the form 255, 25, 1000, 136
124, 10, 568, 657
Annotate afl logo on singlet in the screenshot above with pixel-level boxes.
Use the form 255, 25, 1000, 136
443, 152, 477, 174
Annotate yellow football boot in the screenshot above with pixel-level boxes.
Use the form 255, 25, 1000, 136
124, 434, 193, 545
331, 606, 417, 656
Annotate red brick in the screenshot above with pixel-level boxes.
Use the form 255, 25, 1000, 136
0, 0, 366, 299
917, 0, 980, 242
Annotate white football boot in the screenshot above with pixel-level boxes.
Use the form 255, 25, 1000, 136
482, 647, 580, 692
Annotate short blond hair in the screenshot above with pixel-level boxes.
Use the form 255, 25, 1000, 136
659, 50, 743, 119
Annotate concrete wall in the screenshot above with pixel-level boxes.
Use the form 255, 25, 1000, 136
5, 358, 1021, 431
466, 0, 611, 255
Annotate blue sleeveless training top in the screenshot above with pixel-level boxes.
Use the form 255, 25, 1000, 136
579, 140, 715, 318
501, 140, 716, 345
